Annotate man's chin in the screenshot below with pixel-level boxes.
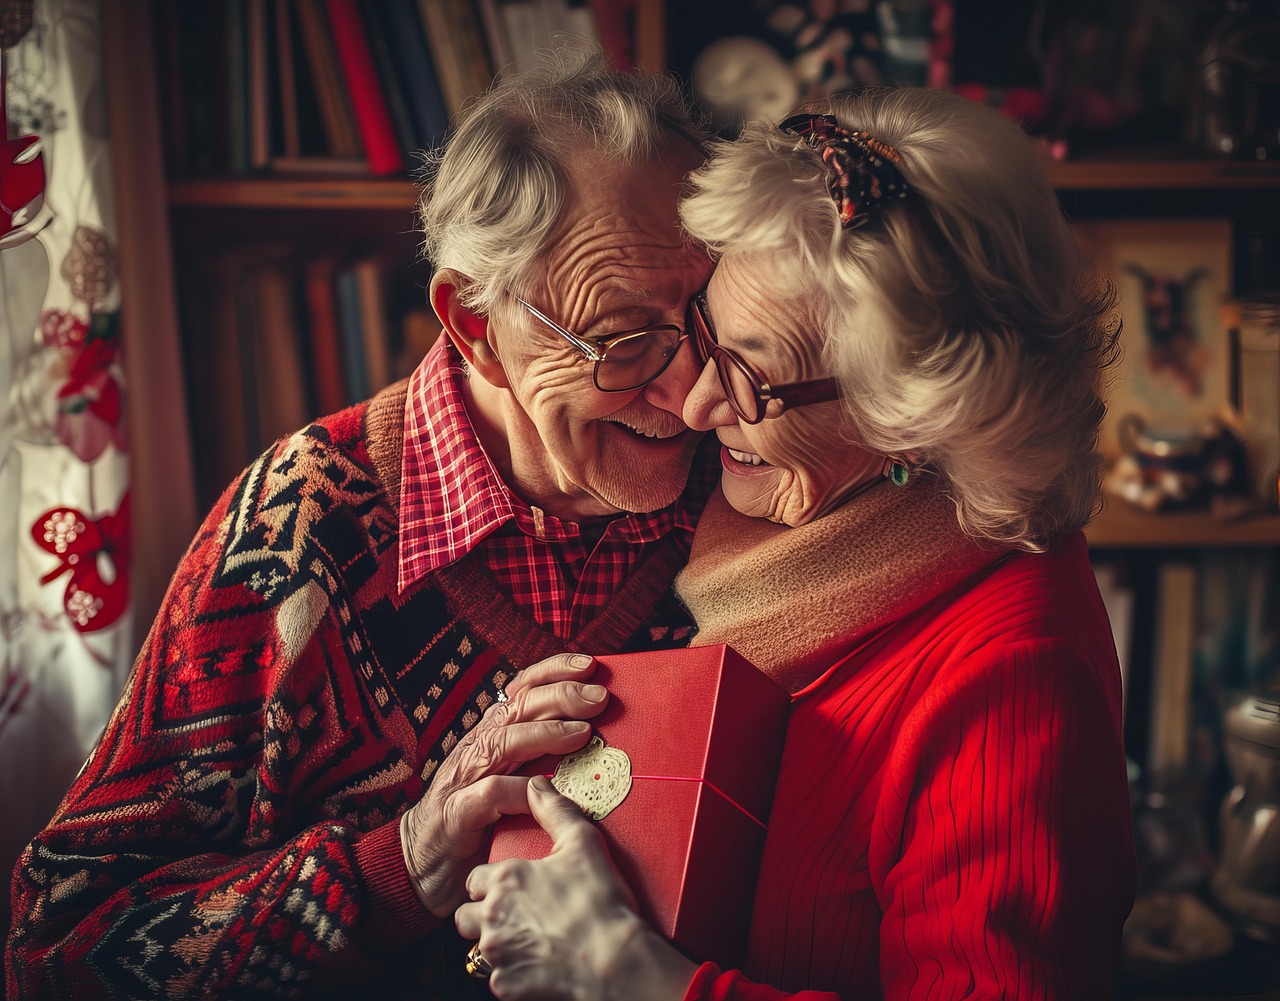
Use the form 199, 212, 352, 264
590, 430, 701, 514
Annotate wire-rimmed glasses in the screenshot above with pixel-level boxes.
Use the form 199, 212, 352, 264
514, 296, 688, 393
687, 291, 842, 425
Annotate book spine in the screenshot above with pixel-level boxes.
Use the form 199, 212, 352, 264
295, 0, 364, 159
230, 260, 263, 450
247, 0, 271, 169
632, 0, 664, 72
359, 3, 423, 157
154, 4, 188, 172
274, 0, 301, 158
353, 258, 392, 393
181, 264, 248, 504
334, 265, 370, 402
417, 0, 494, 119
226, 0, 251, 173
322, 0, 406, 175
383, 0, 450, 148
303, 259, 348, 414
473, 0, 515, 76
178, 3, 220, 172
499, 1, 554, 75
1147, 561, 1197, 783
587, 0, 635, 69
253, 261, 310, 438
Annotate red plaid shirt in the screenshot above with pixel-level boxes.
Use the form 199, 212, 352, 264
399, 336, 707, 640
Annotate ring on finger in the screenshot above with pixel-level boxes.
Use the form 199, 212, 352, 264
465, 942, 493, 978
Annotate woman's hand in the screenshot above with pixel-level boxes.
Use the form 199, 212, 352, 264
455, 776, 698, 1000
400, 653, 609, 918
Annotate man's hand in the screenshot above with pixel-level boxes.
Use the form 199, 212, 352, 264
400, 653, 609, 918
455, 777, 697, 1000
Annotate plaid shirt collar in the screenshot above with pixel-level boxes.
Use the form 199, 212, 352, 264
397, 336, 698, 593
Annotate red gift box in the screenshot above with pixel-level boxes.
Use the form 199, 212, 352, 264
488, 644, 790, 967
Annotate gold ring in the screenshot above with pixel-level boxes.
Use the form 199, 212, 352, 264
465, 942, 493, 978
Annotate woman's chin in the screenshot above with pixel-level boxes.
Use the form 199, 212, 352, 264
721, 470, 840, 527
719, 472, 808, 526
720, 472, 770, 520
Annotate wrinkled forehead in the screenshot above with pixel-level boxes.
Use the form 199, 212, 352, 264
531, 152, 710, 331
558, 132, 706, 211
706, 253, 826, 351
709, 251, 813, 311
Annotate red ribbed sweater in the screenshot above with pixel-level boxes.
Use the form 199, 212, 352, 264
682, 530, 1136, 1000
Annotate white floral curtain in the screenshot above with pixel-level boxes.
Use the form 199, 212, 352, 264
0, 0, 131, 936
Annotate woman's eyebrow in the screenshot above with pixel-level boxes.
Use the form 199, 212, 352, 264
722, 332, 770, 353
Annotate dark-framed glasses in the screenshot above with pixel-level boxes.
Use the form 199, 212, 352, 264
687, 291, 842, 425
514, 296, 688, 393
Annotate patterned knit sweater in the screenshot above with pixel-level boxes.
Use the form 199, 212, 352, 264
6, 380, 706, 1000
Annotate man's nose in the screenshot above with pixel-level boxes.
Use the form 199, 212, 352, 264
642, 335, 703, 417
682, 357, 737, 431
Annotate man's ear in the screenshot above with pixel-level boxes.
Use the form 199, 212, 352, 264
430, 269, 509, 389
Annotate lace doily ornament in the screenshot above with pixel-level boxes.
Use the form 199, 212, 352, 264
551, 735, 632, 821
61, 225, 118, 310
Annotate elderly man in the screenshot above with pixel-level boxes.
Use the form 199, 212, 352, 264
6, 53, 714, 999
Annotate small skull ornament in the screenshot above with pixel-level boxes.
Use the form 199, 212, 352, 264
551, 735, 633, 821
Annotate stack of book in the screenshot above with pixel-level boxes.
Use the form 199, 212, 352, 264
177, 247, 438, 505
155, 0, 641, 178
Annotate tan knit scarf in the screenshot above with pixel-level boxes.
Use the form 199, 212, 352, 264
675, 475, 1003, 694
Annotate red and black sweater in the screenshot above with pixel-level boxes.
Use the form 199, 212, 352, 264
6, 381, 706, 1000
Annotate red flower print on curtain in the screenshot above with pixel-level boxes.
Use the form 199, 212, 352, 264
31, 493, 130, 633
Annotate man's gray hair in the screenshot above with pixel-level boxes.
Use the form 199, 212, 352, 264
418, 48, 707, 319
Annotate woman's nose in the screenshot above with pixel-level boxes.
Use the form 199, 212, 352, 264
682, 359, 738, 431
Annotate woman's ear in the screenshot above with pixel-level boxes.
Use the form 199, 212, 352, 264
430, 269, 509, 389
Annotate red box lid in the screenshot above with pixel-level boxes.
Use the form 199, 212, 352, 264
489, 645, 789, 965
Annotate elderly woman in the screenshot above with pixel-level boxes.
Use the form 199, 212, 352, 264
456, 86, 1135, 1000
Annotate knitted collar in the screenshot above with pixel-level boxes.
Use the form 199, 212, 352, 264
675, 475, 1003, 694
396, 339, 695, 592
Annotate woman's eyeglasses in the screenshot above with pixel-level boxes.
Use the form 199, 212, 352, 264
515, 296, 687, 393
687, 292, 842, 425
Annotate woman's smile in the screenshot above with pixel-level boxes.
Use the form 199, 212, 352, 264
721, 444, 770, 470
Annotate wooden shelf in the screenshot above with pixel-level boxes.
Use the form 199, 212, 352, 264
168, 177, 420, 209
1048, 156, 1280, 190
1087, 503, 1280, 548
165, 154, 1280, 210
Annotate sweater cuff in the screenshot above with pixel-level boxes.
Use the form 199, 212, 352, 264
683, 962, 843, 1001
683, 962, 723, 1001
352, 817, 441, 948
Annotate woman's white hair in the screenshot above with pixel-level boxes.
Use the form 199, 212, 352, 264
681, 87, 1120, 551
418, 47, 707, 323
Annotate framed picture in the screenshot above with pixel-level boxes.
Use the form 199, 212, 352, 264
1074, 219, 1234, 458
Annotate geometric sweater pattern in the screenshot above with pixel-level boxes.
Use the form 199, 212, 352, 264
6, 380, 708, 1000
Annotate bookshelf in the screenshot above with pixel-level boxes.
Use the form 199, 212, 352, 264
102, 2, 1280, 996
1047, 155, 1280, 191
109, 0, 1280, 609
1088, 507, 1280, 549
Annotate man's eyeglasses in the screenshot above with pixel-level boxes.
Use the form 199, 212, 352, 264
514, 296, 688, 393
687, 292, 842, 425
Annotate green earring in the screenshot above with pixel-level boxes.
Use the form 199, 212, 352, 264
888, 461, 909, 487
